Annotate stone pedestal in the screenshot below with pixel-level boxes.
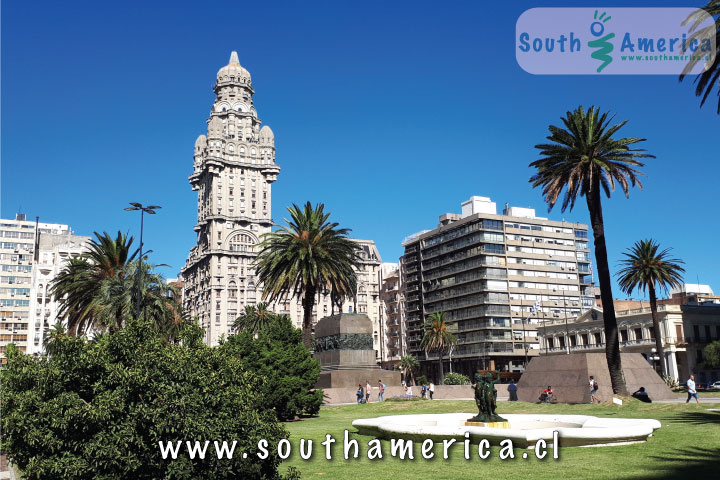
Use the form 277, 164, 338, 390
313, 313, 400, 389
465, 421, 510, 428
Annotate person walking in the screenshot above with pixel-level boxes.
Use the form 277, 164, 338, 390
365, 381, 372, 404
507, 379, 518, 401
356, 384, 364, 404
378, 380, 385, 402
589, 376, 600, 404
686, 375, 700, 404
429, 382, 435, 400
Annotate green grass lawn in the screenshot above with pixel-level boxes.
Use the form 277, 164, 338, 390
281, 399, 720, 480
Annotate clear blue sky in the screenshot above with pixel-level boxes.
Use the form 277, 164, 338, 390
2, 0, 718, 300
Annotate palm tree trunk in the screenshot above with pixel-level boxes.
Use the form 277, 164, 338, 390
302, 286, 317, 349
438, 351, 444, 385
586, 188, 628, 395
648, 285, 667, 378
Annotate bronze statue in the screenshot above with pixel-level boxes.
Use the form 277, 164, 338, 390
469, 370, 506, 423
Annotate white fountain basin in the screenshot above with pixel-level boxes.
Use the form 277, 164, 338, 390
352, 413, 661, 448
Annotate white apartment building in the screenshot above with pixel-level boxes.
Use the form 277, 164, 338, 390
1, 215, 88, 362
380, 262, 406, 365
27, 230, 90, 355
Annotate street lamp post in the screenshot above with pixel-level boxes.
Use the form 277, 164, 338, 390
562, 290, 570, 354
124, 203, 161, 319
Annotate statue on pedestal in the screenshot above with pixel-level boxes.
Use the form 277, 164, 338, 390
469, 370, 506, 423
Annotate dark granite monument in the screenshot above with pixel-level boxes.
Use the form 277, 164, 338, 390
314, 313, 400, 389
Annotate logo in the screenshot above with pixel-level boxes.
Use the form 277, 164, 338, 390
516, 8, 716, 75
588, 10, 614, 72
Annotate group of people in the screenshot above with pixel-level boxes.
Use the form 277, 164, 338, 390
354, 373, 703, 405
356, 380, 386, 404
356, 380, 437, 402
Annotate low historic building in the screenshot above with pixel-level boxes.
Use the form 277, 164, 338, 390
539, 301, 720, 383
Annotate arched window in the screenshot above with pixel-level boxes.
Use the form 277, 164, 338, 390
228, 144, 234, 152
228, 233, 254, 252
228, 281, 237, 298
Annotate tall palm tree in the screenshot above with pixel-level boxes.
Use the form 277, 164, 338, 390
616, 239, 685, 378
255, 202, 361, 348
680, 0, 720, 114
420, 312, 457, 385
52, 231, 138, 335
232, 303, 275, 334
398, 354, 419, 387
530, 106, 654, 395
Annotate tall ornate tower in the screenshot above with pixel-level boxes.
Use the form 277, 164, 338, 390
182, 52, 280, 345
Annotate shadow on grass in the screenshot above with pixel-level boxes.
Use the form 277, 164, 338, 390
668, 410, 720, 425
638, 446, 720, 479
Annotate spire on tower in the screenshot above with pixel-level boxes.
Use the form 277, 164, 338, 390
229, 51, 240, 64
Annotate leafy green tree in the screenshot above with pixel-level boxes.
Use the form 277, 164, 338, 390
399, 354, 419, 386
443, 372, 471, 385
420, 312, 457, 385
0, 320, 293, 480
255, 202, 361, 348
617, 239, 685, 377
51, 231, 184, 341
232, 302, 275, 334
680, 1, 720, 114
530, 106, 654, 395
222, 314, 322, 420
703, 341, 720, 368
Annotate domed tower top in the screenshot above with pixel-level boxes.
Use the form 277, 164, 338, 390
259, 125, 274, 145
216, 51, 252, 90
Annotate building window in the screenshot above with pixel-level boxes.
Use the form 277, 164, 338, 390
228, 233, 254, 252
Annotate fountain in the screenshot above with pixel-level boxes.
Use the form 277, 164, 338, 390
352, 370, 661, 448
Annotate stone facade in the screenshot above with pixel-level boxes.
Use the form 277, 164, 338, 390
182, 53, 384, 354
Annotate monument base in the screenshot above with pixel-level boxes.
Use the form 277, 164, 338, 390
516, 352, 675, 403
465, 421, 511, 428
315, 368, 401, 389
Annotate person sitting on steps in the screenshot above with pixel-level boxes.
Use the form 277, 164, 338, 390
539, 385, 554, 403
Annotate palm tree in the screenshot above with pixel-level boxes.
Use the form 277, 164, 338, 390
420, 312, 457, 385
530, 106, 654, 395
232, 303, 275, 334
52, 231, 138, 335
680, 1, 720, 114
398, 354, 419, 387
51, 231, 183, 340
616, 239, 685, 378
255, 202, 361, 348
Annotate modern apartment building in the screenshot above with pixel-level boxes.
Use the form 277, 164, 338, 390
401, 196, 594, 378
182, 53, 385, 356
0, 215, 36, 362
1, 215, 88, 362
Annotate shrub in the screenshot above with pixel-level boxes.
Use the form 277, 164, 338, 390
221, 314, 323, 420
0, 319, 293, 480
443, 372, 471, 385
415, 375, 429, 386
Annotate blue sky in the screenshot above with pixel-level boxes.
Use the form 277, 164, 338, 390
2, 0, 718, 300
